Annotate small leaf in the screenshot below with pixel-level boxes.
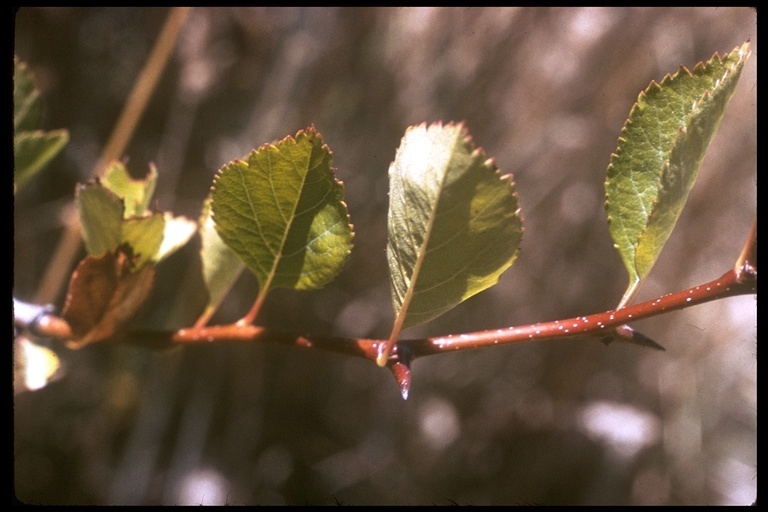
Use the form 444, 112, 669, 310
102, 162, 158, 218
121, 212, 166, 268
76, 183, 125, 257
380, 122, 523, 365
210, 126, 353, 321
197, 195, 246, 326
606, 42, 750, 305
76, 162, 195, 267
62, 249, 155, 348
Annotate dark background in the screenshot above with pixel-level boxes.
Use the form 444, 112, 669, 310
13, 7, 756, 505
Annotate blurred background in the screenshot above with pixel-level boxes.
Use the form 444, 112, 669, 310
13, 7, 756, 505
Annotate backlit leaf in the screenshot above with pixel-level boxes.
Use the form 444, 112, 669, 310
210, 126, 353, 321
121, 213, 165, 268
197, 195, 245, 326
77, 183, 124, 257
102, 162, 158, 218
605, 42, 750, 305
76, 162, 195, 268
380, 122, 522, 365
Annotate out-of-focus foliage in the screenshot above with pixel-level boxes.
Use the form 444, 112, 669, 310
14, 55, 69, 191
13, 7, 756, 506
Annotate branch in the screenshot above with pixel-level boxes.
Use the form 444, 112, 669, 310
15, 217, 756, 399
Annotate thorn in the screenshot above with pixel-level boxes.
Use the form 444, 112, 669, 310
389, 361, 411, 400
613, 324, 666, 351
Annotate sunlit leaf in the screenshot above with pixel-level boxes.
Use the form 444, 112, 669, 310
197, 195, 245, 326
605, 42, 750, 306
14, 336, 63, 393
210, 126, 353, 321
102, 162, 158, 218
380, 122, 523, 365
76, 183, 125, 257
76, 162, 195, 268
157, 213, 197, 263
121, 212, 165, 268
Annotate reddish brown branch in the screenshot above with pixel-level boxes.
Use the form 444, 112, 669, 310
16, 218, 756, 398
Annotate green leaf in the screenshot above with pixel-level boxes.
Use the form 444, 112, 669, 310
605, 42, 750, 305
380, 122, 523, 365
76, 162, 195, 268
210, 126, 354, 321
76, 183, 125, 257
197, 195, 246, 326
121, 213, 166, 268
14, 129, 69, 190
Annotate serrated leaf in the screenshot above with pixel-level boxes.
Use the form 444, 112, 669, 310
210, 126, 353, 321
102, 162, 158, 218
77, 183, 125, 256
196, 195, 246, 326
14, 129, 69, 190
605, 42, 750, 305
380, 122, 523, 365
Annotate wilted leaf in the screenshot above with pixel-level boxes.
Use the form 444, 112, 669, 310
211, 126, 353, 321
605, 42, 750, 305
197, 195, 245, 326
380, 122, 522, 365
62, 249, 155, 348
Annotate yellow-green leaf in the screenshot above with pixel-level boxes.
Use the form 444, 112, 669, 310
380, 122, 523, 365
197, 195, 246, 326
121, 213, 165, 268
210, 126, 353, 319
102, 162, 158, 218
76, 183, 124, 257
605, 42, 750, 305
76, 162, 195, 268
